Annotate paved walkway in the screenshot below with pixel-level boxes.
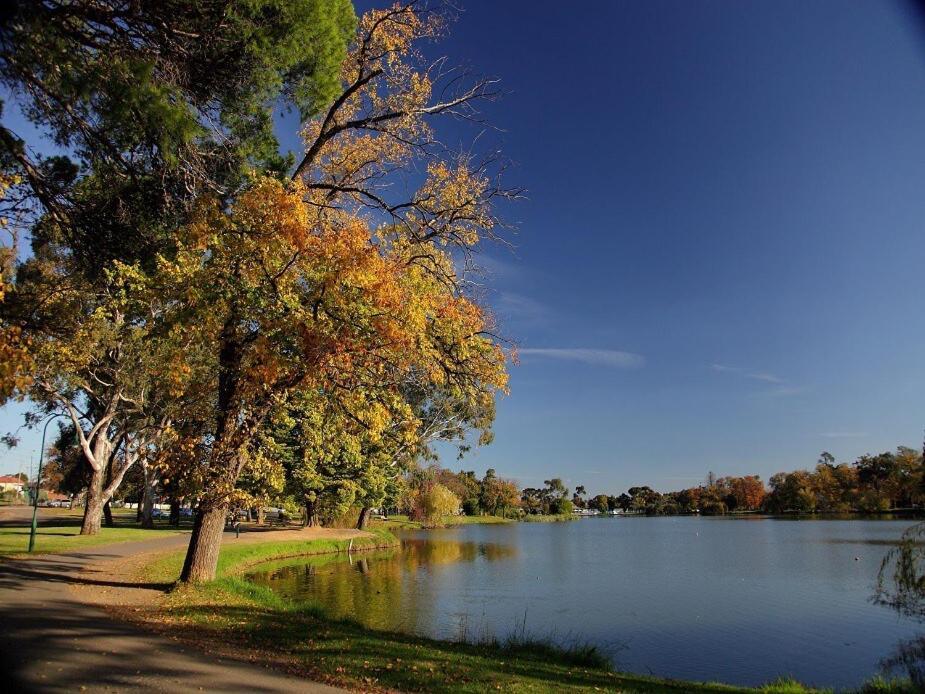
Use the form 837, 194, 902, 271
0, 533, 348, 693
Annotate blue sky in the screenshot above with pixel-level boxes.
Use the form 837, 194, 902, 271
3, 1, 925, 494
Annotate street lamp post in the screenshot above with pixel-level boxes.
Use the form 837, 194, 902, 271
28, 414, 65, 553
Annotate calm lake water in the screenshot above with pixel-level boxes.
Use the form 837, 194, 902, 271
245, 517, 925, 688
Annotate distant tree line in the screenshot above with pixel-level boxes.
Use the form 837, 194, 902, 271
571, 446, 925, 516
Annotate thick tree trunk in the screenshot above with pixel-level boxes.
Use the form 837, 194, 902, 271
169, 499, 180, 526
80, 467, 106, 535
303, 498, 318, 527
140, 465, 156, 529
180, 505, 228, 583
356, 506, 371, 530
103, 500, 113, 527
256, 506, 265, 525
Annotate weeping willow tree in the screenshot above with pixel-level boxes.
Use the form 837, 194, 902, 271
874, 521, 925, 687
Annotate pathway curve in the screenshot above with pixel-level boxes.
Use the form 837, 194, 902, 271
0, 531, 350, 693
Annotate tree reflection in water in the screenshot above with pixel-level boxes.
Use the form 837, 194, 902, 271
246, 539, 517, 636
874, 521, 925, 687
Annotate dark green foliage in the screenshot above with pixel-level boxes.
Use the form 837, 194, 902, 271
0, 0, 355, 276
549, 497, 573, 515
0, 0, 355, 172
462, 497, 480, 515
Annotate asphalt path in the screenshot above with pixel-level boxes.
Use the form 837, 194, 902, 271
0, 531, 348, 693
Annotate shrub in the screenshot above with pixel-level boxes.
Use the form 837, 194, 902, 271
549, 498, 573, 515
411, 483, 460, 527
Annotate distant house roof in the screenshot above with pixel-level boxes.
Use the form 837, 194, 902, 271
0, 475, 24, 485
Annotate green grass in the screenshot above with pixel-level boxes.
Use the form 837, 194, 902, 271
0, 506, 187, 558
371, 514, 514, 531
446, 514, 514, 525
132, 529, 913, 694
140, 528, 398, 584
521, 513, 578, 523
0, 523, 186, 558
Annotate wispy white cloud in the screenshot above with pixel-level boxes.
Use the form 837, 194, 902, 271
519, 348, 645, 368
747, 371, 783, 384
712, 363, 800, 396
711, 363, 740, 374
471, 254, 527, 282
711, 363, 782, 383
760, 385, 804, 398
821, 431, 868, 439
494, 292, 548, 325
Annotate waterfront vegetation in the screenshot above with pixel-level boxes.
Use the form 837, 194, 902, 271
128, 529, 915, 694
521, 512, 579, 523
1, 504, 920, 690
371, 513, 513, 531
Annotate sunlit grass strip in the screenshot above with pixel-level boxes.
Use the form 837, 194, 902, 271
371, 513, 514, 530
0, 524, 186, 559
139, 528, 398, 584
521, 513, 578, 523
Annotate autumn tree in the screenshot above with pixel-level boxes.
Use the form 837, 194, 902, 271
435, 469, 480, 514
520, 487, 545, 515
591, 494, 610, 513
161, 172, 507, 581
411, 482, 460, 527
0, 0, 357, 532
478, 471, 519, 517
719, 475, 765, 511
1, 251, 196, 532
157, 4, 514, 582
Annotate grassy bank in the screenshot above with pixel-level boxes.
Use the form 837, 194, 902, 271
521, 513, 578, 523
371, 513, 514, 531
131, 530, 912, 694
140, 528, 398, 583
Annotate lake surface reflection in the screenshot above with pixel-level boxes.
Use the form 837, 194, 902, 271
245, 517, 925, 688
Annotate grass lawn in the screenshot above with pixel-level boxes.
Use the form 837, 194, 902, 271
0, 507, 187, 558
0, 524, 186, 558
132, 531, 913, 694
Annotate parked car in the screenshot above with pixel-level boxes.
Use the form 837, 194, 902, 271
180, 507, 194, 518
262, 507, 288, 522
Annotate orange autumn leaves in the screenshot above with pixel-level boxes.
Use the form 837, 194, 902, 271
166, 175, 507, 429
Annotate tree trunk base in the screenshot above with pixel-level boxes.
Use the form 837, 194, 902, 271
80, 470, 105, 535
180, 506, 227, 583
81, 501, 103, 535
356, 506, 370, 530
